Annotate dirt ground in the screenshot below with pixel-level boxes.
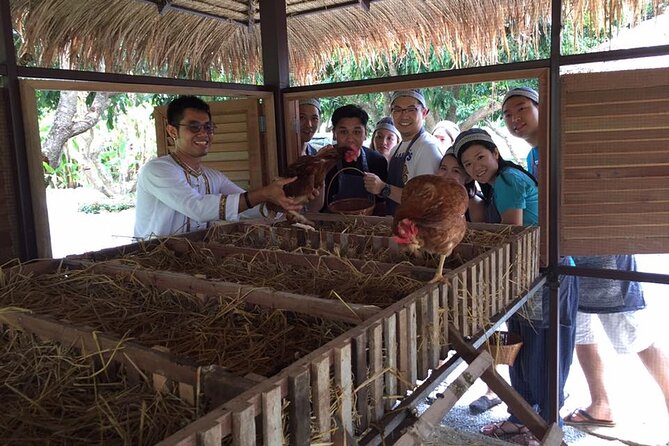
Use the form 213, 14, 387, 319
47, 187, 669, 445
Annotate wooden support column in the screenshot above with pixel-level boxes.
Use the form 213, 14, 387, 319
0, 1, 37, 260
259, 0, 290, 172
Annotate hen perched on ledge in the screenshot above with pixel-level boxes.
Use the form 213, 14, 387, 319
392, 175, 469, 283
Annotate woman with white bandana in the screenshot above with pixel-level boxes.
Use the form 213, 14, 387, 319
369, 116, 401, 162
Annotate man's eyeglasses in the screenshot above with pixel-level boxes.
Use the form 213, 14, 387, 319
391, 106, 421, 115
178, 122, 217, 134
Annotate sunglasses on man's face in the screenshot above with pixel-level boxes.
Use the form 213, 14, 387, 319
178, 122, 217, 134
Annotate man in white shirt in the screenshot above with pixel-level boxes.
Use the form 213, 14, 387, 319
134, 96, 301, 239
363, 89, 444, 215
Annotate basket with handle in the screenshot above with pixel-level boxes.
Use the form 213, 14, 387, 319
326, 167, 375, 216
483, 331, 523, 366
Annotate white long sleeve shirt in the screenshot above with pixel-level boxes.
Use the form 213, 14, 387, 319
134, 154, 253, 239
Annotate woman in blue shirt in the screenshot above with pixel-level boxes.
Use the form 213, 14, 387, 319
453, 128, 538, 226
454, 128, 577, 443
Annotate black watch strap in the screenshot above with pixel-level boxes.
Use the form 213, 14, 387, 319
380, 183, 391, 198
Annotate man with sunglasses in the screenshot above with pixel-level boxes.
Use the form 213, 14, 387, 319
362, 90, 444, 215
134, 95, 301, 239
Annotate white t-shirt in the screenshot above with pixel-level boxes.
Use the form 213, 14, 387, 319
134, 154, 257, 239
393, 131, 444, 180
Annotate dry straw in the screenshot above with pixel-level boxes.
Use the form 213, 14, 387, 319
0, 330, 194, 444
0, 263, 350, 378
11, 0, 649, 84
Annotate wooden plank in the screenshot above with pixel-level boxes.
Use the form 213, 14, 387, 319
213, 121, 248, 133
562, 224, 669, 240
416, 292, 429, 380
383, 315, 398, 410
205, 160, 250, 172
440, 283, 450, 358
393, 351, 494, 446
262, 384, 283, 446
333, 343, 354, 445
564, 82, 669, 104
19, 81, 52, 257
204, 151, 250, 162
561, 237, 669, 256
260, 97, 279, 184
397, 307, 409, 395
563, 188, 669, 204
212, 113, 248, 124
564, 98, 669, 117
502, 244, 511, 306
562, 200, 669, 216
369, 323, 384, 422
426, 287, 440, 370
562, 212, 669, 227
563, 139, 669, 155
468, 264, 479, 334
198, 422, 223, 446
407, 302, 418, 387
563, 128, 669, 143
209, 141, 250, 152
311, 356, 332, 442
232, 403, 256, 446
563, 165, 669, 180
79, 261, 380, 323
490, 251, 498, 317
561, 176, 669, 193
564, 114, 669, 133
160, 409, 232, 446
245, 98, 263, 189
482, 256, 491, 326
563, 152, 669, 168
288, 368, 311, 446
353, 331, 369, 433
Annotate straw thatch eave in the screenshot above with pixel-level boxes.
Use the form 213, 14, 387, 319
11, 0, 657, 85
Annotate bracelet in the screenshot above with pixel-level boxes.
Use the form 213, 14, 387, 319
242, 191, 253, 208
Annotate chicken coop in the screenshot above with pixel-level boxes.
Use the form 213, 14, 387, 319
1, 215, 541, 444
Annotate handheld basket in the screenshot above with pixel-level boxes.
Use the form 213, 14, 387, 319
483, 331, 523, 366
326, 167, 375, 216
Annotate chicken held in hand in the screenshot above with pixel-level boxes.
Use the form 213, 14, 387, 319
267, 144, 359, 229
392, 175, 469, 283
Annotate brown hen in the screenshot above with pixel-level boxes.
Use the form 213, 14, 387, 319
268, 144, 358, 228
392, 175, 469, 283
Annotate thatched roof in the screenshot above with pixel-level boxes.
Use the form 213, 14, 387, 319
11, 0, 656, 85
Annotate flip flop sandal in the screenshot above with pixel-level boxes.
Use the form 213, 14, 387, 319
564, 409, 616, 427
480, 421, 529, 437
469, 395, 503, 414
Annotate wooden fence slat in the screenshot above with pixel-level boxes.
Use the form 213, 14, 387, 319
427, 287, 440, 370
369, 323, 384, 422
383, 315, 398, 410
353, 331, 369, 433
311, 356, 331, 443
262, 385, 283, 446
398, 307, 409, 395
407, 302, 418, 386
334, 344, 354, 445
417, 293, 429, 380
232, 403, 256, 446
288, 368, 311, 446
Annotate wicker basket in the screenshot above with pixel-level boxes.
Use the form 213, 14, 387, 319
327, 197, 375, 216
483, 331, 523, 366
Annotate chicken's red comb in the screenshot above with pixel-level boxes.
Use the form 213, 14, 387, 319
344, 145, 361, 163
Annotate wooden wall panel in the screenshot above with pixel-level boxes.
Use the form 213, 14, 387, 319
154, 98, 264, 190
0, 92, 21, 262
560, 68, 669, 256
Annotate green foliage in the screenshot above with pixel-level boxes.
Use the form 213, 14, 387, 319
42, 154, 80, 189
78, 200, 134, 214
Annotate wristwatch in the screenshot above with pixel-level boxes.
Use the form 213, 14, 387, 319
379, 183, 391, 198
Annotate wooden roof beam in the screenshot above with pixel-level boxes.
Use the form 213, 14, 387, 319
135, 0, 248, 25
